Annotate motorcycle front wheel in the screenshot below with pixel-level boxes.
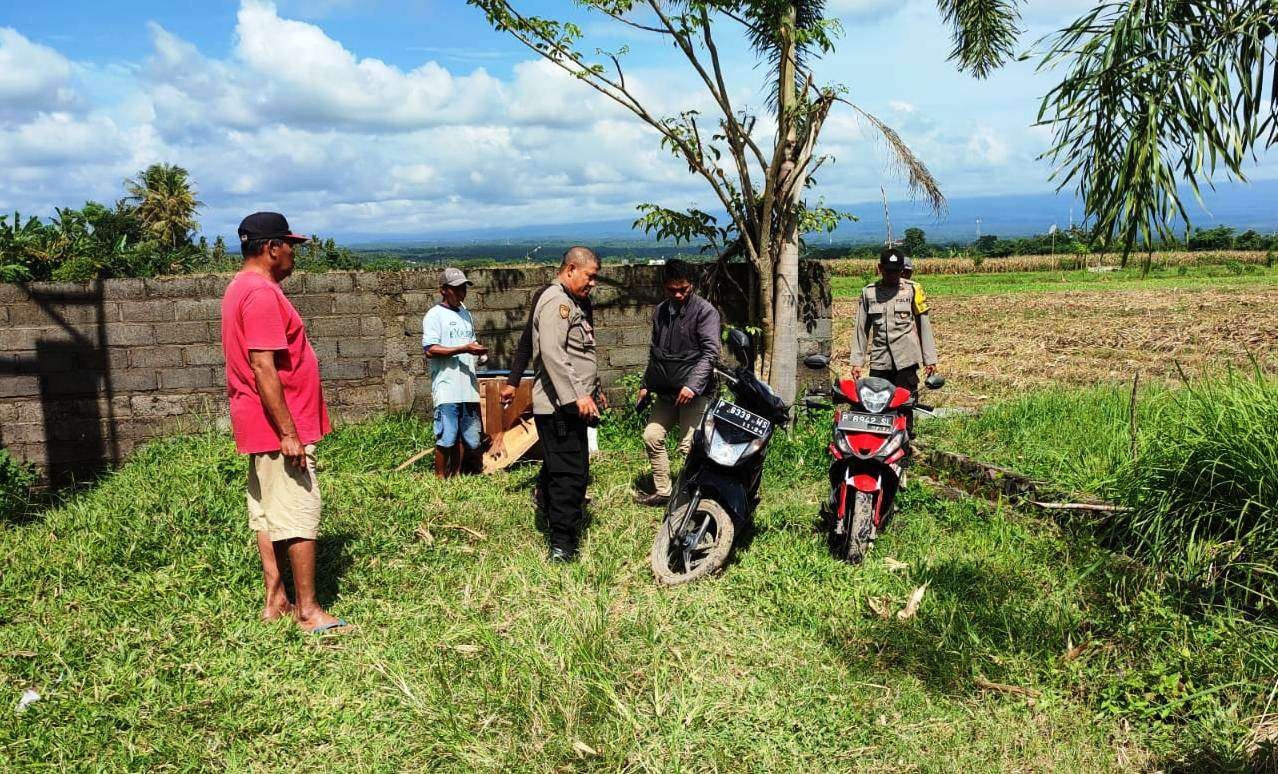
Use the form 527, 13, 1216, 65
836, 490, 875, 565
650, 499, 735, 586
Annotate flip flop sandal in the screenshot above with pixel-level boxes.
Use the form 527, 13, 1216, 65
309, 619, 351, 635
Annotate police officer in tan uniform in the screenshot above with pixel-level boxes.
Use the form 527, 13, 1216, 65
532, 246, 601, 562
852, 248, 938, 415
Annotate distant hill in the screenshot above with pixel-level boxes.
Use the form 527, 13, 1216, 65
347, 178, 1278, 253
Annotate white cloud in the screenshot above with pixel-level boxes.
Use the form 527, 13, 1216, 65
965, 126, 1011, 166
0, 28, 79, 115
0, 112, 141, 169
0, 0, 1115, 238
228, 0, 504, 130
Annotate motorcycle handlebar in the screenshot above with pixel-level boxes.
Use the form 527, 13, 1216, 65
713, 365, 739, 386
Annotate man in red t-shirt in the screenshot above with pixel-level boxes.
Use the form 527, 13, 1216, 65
221, 212, 345, 634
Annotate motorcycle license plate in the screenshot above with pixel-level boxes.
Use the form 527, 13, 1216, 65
713, 402, 770, 438
838, 411, 894, 434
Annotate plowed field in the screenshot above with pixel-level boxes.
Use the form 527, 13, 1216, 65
833, 285, 1278, 407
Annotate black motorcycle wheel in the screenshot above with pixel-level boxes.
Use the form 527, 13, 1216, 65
650, 499, 735, 586
841, 491, 875, 565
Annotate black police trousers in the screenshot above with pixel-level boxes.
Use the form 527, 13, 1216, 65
870, 365, 920, 436
534, 410, 589, 550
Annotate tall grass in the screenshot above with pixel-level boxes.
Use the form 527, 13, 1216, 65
1107, 370, 1278, 611
922, 383, 1170, 494
931, 372, 1278, 611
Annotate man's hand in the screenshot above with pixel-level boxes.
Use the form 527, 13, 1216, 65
500, 384, 517, 409
635, 388, 649, 410
596, 390, 609, 410
280, 434, 307, 469
576, 395, 600, 422
675, 386, 697, 406
925, 363, 937, 376
465, 341, 489, 356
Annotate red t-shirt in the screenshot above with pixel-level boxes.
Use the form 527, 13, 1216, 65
220, 270, 331, 454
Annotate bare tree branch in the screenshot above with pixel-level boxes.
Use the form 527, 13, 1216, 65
599, 7, 670, 36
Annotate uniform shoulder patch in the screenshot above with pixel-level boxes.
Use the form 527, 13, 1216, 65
559, 304, 570, 320
912, 282, 929, 315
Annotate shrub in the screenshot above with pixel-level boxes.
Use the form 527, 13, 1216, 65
1106, 370, 1278, 611
934, 374, 1278, 612
0, 448, 38, 520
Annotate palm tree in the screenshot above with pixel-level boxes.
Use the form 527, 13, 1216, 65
123, 163, 203, 250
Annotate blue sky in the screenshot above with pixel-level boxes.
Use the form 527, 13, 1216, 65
1, 0, 1272, 241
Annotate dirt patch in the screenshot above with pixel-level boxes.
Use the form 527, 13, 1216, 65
833, 285, 1278, 408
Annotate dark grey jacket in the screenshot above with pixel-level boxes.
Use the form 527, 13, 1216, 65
641, 293, 721, 397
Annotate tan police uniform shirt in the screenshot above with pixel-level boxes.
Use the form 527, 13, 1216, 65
854, 278, 938, 371
532, 281, 598, 415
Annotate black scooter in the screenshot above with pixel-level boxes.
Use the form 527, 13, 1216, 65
649, 329, 789, 585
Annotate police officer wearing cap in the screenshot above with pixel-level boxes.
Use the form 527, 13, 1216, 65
531, 246, 601, 562
852, 248, 938, 409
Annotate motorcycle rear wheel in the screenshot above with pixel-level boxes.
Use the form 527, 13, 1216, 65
841, 491, 875, 565
650, 499, 735, 586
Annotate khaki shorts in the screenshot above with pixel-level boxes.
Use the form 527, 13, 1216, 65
247, 445, 321, 541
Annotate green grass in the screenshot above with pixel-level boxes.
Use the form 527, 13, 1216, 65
929, 372, 1278, 612
920, 384, 1167, 494
831, 264, 1278, 298
2, 413, 1276, 769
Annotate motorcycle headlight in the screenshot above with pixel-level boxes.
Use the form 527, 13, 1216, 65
701, 407, 716, 442
878, 430, 905, 459
858, 383, 893, 413
707, 429, 746, 466
704, 401, 770, 466
833, 426, 854, 456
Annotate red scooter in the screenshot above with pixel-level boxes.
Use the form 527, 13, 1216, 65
802, 354, 943, 563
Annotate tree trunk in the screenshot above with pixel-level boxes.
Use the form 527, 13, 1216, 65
765, 2, 800, 405
769, 216, 800, 405
757, 254, 775, 380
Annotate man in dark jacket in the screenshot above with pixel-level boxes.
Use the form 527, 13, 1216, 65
634, 260, 721, 507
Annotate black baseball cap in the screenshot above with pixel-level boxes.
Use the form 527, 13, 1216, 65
879, 248, 905, 271
237, 212, 309, 245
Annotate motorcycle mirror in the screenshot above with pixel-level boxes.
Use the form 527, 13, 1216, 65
803, 396, 832, 410
924, 374, 946, 390
803, 353, 830, 370
725, 328, 755, 369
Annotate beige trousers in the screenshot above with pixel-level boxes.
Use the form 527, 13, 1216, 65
642, 394, 710, 496
247, 444, 321, 541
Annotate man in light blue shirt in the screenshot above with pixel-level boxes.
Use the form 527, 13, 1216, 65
422, 267, 488, 477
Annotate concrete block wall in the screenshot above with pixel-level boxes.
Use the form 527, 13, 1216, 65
0, 262, 831, 481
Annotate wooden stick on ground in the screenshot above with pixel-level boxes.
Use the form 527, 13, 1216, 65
1029, 500, 1130, 513
974, 676, 1041, 699
395, 448, 433, 473
440, 524, 487, 541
